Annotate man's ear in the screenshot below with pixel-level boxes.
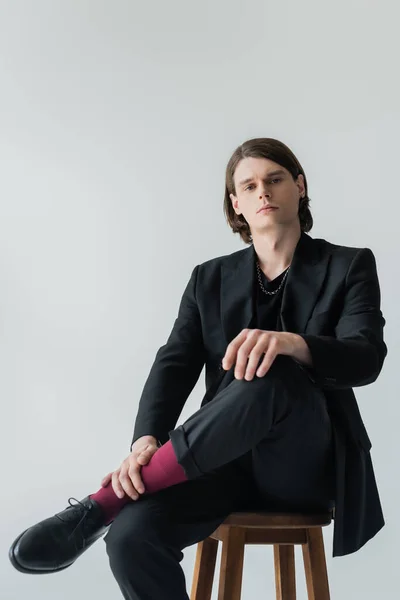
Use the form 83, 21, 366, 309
296, 174, 306, 197
229, 193, 241, 215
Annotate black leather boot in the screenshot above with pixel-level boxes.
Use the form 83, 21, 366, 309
9, 496, 109, 574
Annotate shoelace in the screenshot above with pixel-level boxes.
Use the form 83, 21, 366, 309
55, 497, 92, 543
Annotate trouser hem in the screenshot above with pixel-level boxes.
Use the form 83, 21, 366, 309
169, 426, 203, 479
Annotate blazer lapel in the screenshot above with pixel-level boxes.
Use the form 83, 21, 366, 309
221, 231, 331, 345
221, 243, 255, 347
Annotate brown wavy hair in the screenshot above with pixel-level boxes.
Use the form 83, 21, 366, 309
223, 137, 313, 244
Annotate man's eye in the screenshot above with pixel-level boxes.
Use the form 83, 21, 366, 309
245, 179, 281, 191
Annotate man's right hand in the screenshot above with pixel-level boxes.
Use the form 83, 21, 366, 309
100, 435, 159, 501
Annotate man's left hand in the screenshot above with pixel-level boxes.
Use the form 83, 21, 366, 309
222, 329, 298, 380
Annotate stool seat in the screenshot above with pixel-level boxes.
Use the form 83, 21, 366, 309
191, 511, 333, 600
221, 511, 332, 529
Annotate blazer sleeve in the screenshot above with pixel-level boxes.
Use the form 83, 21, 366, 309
130, 265, 206, 449
297, 247, 387, 390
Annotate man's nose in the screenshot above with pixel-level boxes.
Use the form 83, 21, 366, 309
259, 184, 271, 198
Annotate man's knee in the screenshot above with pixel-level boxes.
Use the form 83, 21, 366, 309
227, 354, 293, 393
104, 512, 141, 568
105, 504, 155, 560
231, 355, 313, 393
104, 501, 177, 566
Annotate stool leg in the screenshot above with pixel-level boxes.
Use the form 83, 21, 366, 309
274, 544, 296, 600
302, 528, 330, 600
218, 527, 245, 600
190, 538, 219, 600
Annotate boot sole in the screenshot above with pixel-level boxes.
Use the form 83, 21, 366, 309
9, 529, 73, 575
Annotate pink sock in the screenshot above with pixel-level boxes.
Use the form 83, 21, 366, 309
89, 440, 187, 524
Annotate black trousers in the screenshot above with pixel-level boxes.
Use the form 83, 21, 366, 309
104, 355, 335, 600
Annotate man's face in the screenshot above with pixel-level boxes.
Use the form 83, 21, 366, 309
229, 157, 305, 236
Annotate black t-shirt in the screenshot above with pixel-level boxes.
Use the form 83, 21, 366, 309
251, 261, 288, 332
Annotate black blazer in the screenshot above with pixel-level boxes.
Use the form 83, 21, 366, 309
132, 231, 387, 557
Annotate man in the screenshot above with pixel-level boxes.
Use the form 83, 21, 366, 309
9, 137, 387, 600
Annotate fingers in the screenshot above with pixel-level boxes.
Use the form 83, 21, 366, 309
101, 472, 112, 487
254, 343, 278, 378
128, 462, 145, 495
136, 453, 147, 465
134, 446, 159, 492
136, 445, 158, 465
234, 331, 261, 379
223, 330, 280, 380
111, 469, 126, 499
222, 329, 249, 370
118, 463, 140, 501
110, 444, 160, 501
244, 340, 266, 380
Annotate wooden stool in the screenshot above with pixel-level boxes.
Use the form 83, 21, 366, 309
190, 511, 332, 600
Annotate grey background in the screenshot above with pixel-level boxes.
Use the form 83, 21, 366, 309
0, 1, 398, 598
